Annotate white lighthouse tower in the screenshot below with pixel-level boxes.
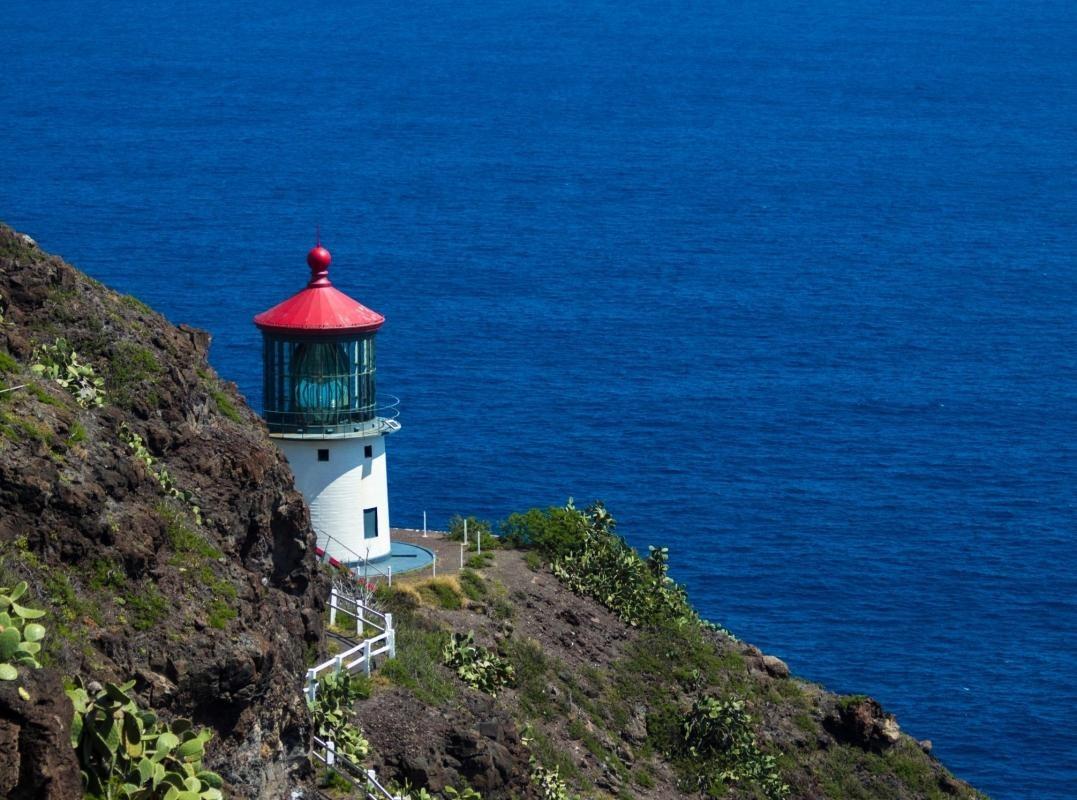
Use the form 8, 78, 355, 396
254, 243, 399, 562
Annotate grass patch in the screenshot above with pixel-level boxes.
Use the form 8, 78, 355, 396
120, 294, 153, 314
379, 622, 456, 705
88, 558, 126, 592
107, 342, 161, 408
524, 550, 544, 571
207, 598, 238, 629
505, 637, 556, 719
209, 387, 242, 423
125, 581, 168, 631
0, 351, 16, 374
160, 503, 220, 560
465, 551, 494, 569
413, 577, 464, 610
458, 568, 487, 601
67, 420, 87, 445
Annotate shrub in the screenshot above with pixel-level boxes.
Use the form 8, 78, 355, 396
31, 338, 104, 408
674, 695, 788, 800
458, 569, 487, 601
66, 677, 224, 799
499, 505, 587, 559
443, 631, 515, 696
0, 581, 46, 680
380, 623, 455, 705
416, 578, 464, 610
465, 551, 494, 569
549, 501, 695, 627
309, 671, 371, 767
448, 515, 498, 551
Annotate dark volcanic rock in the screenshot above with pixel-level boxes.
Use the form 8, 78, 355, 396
824, 696, 902, 752
0, 224, 327, 798
0, 669, 83, 799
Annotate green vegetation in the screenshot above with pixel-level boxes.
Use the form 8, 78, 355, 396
378, 616, 456, 705
120, 294, 153, 314
457, 569, 487, 601
415, 577, 464, 610
442, 631, 515, 696
125, 582, 168, 631
546, 500, 696, 627
0, 350, 19, 374
66, 677, 224, 799
0, 581, 46, 680
465, 551, 494, 569
106, 342, 161, 408
499, 505, 587, 559
448, 514, 498, 551
530, 760, 575, 800
207, 598, 237, 630
674, 696, 788, 799
30, 337, 105, 408
209, 387, 242, 423
121, 426, 203, 525
310, 671, 371, 768
66, 420, 87, 444
159, 504, 219, 561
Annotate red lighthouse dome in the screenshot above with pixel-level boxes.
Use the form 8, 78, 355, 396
254, 245, 385, 334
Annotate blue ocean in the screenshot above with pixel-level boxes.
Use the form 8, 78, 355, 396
2, 1, 1074, 796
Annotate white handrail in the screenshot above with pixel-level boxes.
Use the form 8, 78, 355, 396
311, 737, 401, 799
315, 529, 394, 586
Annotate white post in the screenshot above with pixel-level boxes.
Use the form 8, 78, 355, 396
386, 613, 396, 658
460, 543, 465, 569
363, 639, 372, 676
432, 553, 437, 578
333, 654, 343, 675
423, 511, 427, 537
387, 565, 392, 586
464, 518, 468, 547
305, 669, 317, 703
326, 739, 336, 767
477, 525, 482, 555
357, 599, 364, 637
329, 587, 338, 628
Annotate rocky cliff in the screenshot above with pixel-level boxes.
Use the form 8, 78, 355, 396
0, 224, 326, 798
0, 225, 983, 800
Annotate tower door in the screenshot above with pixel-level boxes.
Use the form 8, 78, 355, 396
363, 507, 379, 540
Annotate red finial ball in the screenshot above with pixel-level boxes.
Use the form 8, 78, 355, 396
307, 245, 332, 273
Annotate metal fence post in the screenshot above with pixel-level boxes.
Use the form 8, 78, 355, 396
460, 543, 464, 569
326, 738, 336, 767
363, 639, 372, 676
464, 518, 468, 547
432, 552, 437, 578
333, 654, 343, 676
386, 613, 396, 658
387, 565, 392, 586
328, 586, 338, 628
305, 669, 317, 703
423, 510, 427, 537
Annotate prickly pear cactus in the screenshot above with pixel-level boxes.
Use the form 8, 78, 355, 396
0, 580, 46, 680
66, 677, 225, 799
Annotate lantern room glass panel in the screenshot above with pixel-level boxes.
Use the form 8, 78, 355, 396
261, 332, 377, 433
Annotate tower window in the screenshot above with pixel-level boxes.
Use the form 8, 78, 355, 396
364, 445, 373, 458
363, 507, 378, 539
317, 449, 329, 462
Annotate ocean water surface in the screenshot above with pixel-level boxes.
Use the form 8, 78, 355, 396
2, 2, 1075, 797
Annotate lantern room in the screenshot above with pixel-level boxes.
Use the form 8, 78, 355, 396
255, 245, 386, 435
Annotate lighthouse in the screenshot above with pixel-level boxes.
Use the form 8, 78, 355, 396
254, 243, 400, 562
